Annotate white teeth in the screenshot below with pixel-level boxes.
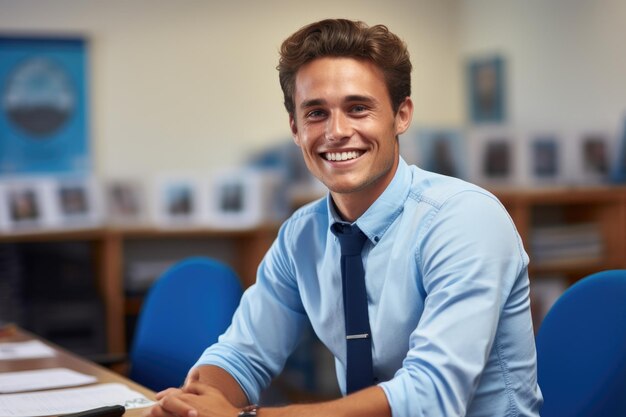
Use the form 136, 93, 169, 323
325, 151, 361, 161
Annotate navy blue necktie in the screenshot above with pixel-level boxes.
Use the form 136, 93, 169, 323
331, 223, 374, 394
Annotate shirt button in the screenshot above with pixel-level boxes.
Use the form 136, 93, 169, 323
374, 236, 380, 242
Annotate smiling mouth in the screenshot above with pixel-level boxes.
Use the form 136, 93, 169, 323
323, 150, 364, 161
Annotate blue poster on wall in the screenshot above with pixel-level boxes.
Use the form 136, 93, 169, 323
0, 36, 90, 175
467, 55, 506, 124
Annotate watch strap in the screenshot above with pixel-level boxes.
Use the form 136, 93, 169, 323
238, 404, 259, 416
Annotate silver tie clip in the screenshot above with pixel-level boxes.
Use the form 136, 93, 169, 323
346, 333, 369, 340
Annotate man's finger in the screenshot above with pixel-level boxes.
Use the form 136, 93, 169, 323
181, 381, 211, 395
142, 403, 176, 417
159, 392, 199, 417
155, 387, 183, 400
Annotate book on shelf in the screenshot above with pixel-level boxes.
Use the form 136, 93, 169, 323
530, 222, 604, 265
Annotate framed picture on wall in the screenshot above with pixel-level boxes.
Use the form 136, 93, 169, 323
0, 178, 48, 231
467, 128, 518, 185
154, 175, 202, 227
0, 35, 90, 175
532, 137, 559, 178
53, 176, 101, 227
528, 134, 563, 185
204, 168, 287, 229
467, 55, 506, 124
105, 179, 147, 226
484, 140, 512, 179
578, 133, 610, 183
416, 128, 467, 179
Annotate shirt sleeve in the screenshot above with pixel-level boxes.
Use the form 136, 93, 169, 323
194, 220, 309, 404
379, 190, 529, 417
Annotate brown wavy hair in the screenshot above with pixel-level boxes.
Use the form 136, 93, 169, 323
277, 18, 412, 115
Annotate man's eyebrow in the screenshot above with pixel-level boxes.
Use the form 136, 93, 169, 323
345, 94, 376, 104
300, 98, 326, 109
299, 95, 376, 110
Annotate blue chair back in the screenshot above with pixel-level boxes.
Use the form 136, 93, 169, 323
535, 270, 626, 417
129, 257, 242, 391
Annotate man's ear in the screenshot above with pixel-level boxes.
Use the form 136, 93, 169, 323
394, 97, 414, 136
289, 113, 301, 146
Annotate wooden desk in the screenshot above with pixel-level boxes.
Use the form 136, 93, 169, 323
0, 325, 155, 417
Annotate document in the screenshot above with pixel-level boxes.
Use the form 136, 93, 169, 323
0, 368, 98, 393
0, 340, 55, 360
0, 382, 155, 417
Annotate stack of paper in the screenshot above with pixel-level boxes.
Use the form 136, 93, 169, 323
0, 340, 55, 361
0, 368, 97, 393
0, 383, 154, 416
0, 359, 154, 417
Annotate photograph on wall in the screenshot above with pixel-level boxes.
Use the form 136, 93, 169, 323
531, 136, 560, 180
166, 184, 194, 217
205, 168, 287, 229
0, 36, 90, 175
416, 128, 467, 179
483, 140, 512, 180
53, 177, 101, 227
206, 171, 260, 228
218, 181, 244, 214
105, 179, 146, 225
0, 180, 47, 231
467, 55, 506, 124
154, 176, 201, 227
59, 184, 88, 216
579, 133, 609, 182
9, 186, 41, 224
467, 128, 518, 186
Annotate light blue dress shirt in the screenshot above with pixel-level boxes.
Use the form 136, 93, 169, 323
195, 158, 543, 417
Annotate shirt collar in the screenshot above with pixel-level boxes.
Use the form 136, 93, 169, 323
327, 157, 412, 245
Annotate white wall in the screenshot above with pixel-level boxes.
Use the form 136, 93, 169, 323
459, 0, 626, 132
0, 0, 463, 178
2, 0, 625, 182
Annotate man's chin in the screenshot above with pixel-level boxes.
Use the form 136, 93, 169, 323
326, 182, 367, 195
316, 171, 377, 195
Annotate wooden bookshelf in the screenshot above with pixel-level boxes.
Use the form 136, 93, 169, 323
0, 225, 279, 355
492, 185, 626, 281
2, 185, 626, 355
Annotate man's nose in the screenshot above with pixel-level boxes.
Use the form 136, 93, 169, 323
325, 112, 352, 141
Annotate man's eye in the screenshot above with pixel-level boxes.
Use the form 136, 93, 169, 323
306, 110, 325, 119
351, 105, 368, 113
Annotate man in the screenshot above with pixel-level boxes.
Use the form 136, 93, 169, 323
149, 19, 542, 417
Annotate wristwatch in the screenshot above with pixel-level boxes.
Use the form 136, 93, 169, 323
238, 404, 259, 416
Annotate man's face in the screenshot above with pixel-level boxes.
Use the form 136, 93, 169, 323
290, 57, 412, 202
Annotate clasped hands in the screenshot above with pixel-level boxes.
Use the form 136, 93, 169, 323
144, 381, 239, 417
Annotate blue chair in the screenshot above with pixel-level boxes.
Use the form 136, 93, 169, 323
129, 257, 243, 392
535, 270, 626, 417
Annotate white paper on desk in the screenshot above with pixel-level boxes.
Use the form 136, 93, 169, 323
0, 382, 155, 416
0, 340, 55, 361
0, 368, 98, 393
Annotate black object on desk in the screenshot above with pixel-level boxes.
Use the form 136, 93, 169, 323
61, 405, 125, 417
